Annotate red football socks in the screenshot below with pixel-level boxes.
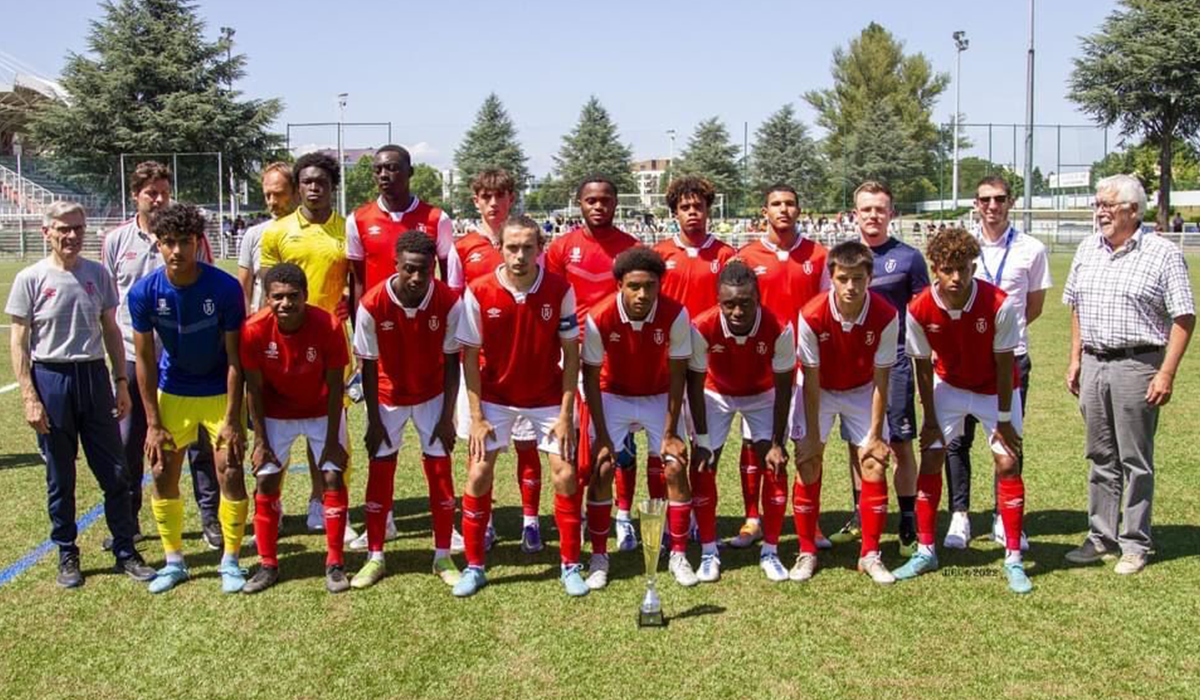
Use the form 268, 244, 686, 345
859, 478, 888, 557
586, 499, 612, 556
555, 493, 582, 565
516, 445, 542, 517
646, 455, 667, 501
254, 493, 280, 567
915, 473, 943, 547
998, 476, 1026, 553
422, 454, 456, 551
364, 456, 397, 553
690, 467, 718, 545
323, 487, 348, 566
792, 479, 822, 554
739, 442, 762, 520
615, 463, 636, 512
760, 468, 788, 546
462, 490, 493, 568
667, 500, 693, 553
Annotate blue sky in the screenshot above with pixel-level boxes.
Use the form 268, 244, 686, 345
8, 0, 1121, 176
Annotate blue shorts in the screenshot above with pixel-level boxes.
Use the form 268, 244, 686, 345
840, 348, 916, 443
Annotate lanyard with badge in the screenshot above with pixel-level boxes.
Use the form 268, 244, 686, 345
978, 226, 1016, 285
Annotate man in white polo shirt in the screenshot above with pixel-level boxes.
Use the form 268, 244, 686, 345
943, 175, 1051, 550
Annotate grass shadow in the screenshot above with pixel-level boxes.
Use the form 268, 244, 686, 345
0, 452, 42, 470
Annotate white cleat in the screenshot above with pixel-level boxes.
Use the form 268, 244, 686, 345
668, 552, 699, 587
696, 553, 721, 583
789, 553, 819, 582
992, 514, 1029, 551
343, 522, 359, 546
858, 552, 896, 585
585, 554, 609, 590
943, 511, 971, 549
450, 527, 465, 555
759, 552, 788, 582
347, 515, 397, 550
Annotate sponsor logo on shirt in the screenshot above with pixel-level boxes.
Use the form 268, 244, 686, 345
569, 247, 583, 263
202, 298, 215, 316
711, 343, 725, 353
41, 288, 57, 299
540, 303, 553, 321
753, 265, 768, 276
428, 316, 440, 331
367, 225, 382, 236
653, 328, 665, 345
468, 252, 484, 264
306, 346, 317, 362
865, 331, 876, 346
975, 318, 988, 334
608, 332, 621, 343
885, 258, 897, 273
927, 323, 941, 334
266, 341, 279, 359
487, 307, 502, 319
756, 341, 768, 355
665, 260, 677, 270
380, 320, 395, 331
819, 331, 830, 342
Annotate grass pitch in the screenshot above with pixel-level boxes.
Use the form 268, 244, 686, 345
0, 254, 1197, 699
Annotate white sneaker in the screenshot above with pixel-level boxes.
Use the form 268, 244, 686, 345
585, 553, 609, 590
944, 511, 970, 549
450, 527, 465, 554
992, 514, 1029, 551
668, 552, 699, 587
789, 552, 819, 582
306, 499, 324, 532
858, 552, 896, 585
615, 518, 638, 552
385, 512, 399, 541
346, 517, 396, 551
759, 552, 788, 582
343, 522, 359, 545
696, 552, 721, 583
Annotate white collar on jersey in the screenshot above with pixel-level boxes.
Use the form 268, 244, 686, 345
931, 279, 978, 320
719, 306, 761, 345
673, 233, 716, 257
760, 234, 805, 254
377, 195, 420, 221
495, 263, 544, 302
829, 290, 871, 330
617, 293, 657, 331
384, 274, 434, 318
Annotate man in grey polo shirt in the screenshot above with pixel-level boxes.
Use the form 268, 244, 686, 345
7, 201, 157, 587
238, 162, 296, 311
101, 160, 223, 550
1064, 174, 1194, 574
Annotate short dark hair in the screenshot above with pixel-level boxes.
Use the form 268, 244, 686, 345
376, 144, 412, 167
471, 168, 516, 196
853, 180, 893, 207
576, 175, 618, 201
926, 227, 981, 267
264, 262, 308, 295
130, 160, 171, 196
666, 175, 716, 214
975, 174, 1011, 198
499, 214, 543, 246
827, 241, 874, 275
294, 151, 341, 188
612, 246, 665, 282
149, 202, 204, 239
762, 184, 798, 205
394, 229, 437, 260
718, 259, 759, 292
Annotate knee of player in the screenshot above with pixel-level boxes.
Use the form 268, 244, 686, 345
321, 469, 345, 491
861, 457, 888, 481
256, 474, 283, 496
994, 455, 1019, 479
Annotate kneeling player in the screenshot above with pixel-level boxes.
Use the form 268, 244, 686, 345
892, 227, 1030, 594
128, 203, 248, 594
240, 263, 351, 593
687, 261, 795, 582
792, 241, 898, 584
456, 216, 583, 597
582, 247, 693, 588
352, 232, 463, 589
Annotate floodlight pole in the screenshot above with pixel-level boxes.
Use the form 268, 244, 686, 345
667, 128, 676, 181
337, 93, 348, 216
1022, 0, 1036, 233
952, 31, 969, 213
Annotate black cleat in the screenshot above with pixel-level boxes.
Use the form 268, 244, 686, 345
242, 565, 280, 594
202, 520, 224, 551
57, 554, 84, 588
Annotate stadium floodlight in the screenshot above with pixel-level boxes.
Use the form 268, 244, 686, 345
337, 92, 348, 216
952, 31, 969, 213
666, 129, 676, 184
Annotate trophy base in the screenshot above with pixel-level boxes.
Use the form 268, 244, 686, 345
637, 610, 667, 628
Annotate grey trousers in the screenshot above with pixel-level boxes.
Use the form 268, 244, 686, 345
1079, 349, 1162, 556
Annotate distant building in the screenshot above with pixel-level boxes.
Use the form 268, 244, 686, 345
632, 158, 671, 206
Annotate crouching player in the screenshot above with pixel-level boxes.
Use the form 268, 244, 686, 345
240, 263, 351, 593
687, 261, 795, 582
582, 247, 693, 588
352, 231, 463, 589
456, 215, 583, 597
128, 203, 248, 593
792, 241, 898, 584
892, 227, 1030, 594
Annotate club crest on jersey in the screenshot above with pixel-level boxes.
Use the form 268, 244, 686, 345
428, 315, 440, 331
157, 298, 169, 314
487, 307, 502, 319
84, 281, 97, 296
885, 258, 897, 273
541, 303, 553, 321
928, 323, 941, 334
975, 318, 988, 333
416, 223, 427, 233
306, 346, 317, 363
202, 298, 215, 316
468, 252, 484, 263
380, 320, 395, 331
41, 288, 57, 299
803, 260, 814, 275
653, 328, 665, 345
710, 261, 720, 273
756, 341, 768, 355
819, 331, 830, 342
865, 330, 876, 346
569, 247, 583, 263
265, 341, 279, 359
367, 225, 382, 236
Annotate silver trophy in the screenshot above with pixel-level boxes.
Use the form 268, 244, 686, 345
637, 498, 667, 627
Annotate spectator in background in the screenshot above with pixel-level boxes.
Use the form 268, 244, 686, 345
1171, 211, 1184, 233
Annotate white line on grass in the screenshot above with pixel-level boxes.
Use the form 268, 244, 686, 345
0, 383, 18, 393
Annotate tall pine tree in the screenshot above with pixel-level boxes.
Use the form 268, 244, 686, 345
28, 0, 283, 201
553, 96, 636, 195
452, 93, 529, 214
674, 117, 744, 203
750, 104, 825, 207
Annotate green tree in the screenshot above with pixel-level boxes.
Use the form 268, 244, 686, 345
411, 163, 448, 212
28, 0, 283, 202
750, 104, 825, 207
674, 117, 743, 204
1069, 0, 1200, 229
553, 96, 636, 196
452, 93, 529, 215
804, 22, 948, 203
525, 176, 570, 214
1091, 138, 1200, 197
837, 109, 926, 207
344, 155, 375, 211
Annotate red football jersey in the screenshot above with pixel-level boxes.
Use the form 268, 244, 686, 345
447, 229, 503, 293
652, 234, 736, 318
346, 197, 452, 293
456, 266, 577, 408
582, 292, 691, 396
906, 280, 1019, 395
240, 305, 349, 420
689, 305, 796, 396
353, 277, 463, 407
737, 235, 829, 332
545, 225, 639, 327
797, 291, 898, 391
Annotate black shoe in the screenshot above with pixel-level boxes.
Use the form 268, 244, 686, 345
202, 520, 224, 551
57, 554, 84, 588
242, 565, 279, 594
326, 564, 350, 594
116, 553, 156, 582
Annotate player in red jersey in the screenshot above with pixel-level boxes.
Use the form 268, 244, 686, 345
792, 242, 899, 584
240, 263, 352, 594
731, 184, 829, 549
350, 231, 464, 590
582, 247, 693, 589
448, 168, 544, 553
653, 175, 736, 319
687, 261, 795, 582
891, 228, 1030, 594
454, 215, 583, 597
545, 176, 641, 551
